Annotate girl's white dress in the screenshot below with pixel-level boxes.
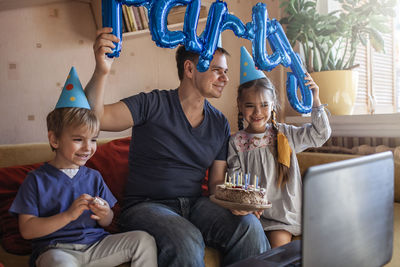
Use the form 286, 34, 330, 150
227, 106, 331, 235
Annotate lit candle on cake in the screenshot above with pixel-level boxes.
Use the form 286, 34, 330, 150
256, 176, 259, 189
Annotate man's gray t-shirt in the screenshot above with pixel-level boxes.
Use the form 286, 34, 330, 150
121, 89, 230, 204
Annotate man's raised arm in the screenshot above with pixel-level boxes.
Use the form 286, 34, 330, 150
85, 27, 133, 132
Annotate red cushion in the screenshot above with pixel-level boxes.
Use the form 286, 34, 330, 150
201, 169, 210, 197
0, 163, 41, 254
86, 136, 131, 233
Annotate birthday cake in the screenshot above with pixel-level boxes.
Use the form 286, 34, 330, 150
214, 184, 268, 206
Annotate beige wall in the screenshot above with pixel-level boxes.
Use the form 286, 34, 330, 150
0, 0, 284, 145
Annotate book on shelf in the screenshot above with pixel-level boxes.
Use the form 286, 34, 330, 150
122, 17, 127, 33
127, 6, 138, 31
120, 4, 207, 35
132, 6, 143, 30
139, 6, 149, 29
167, 5, 207, 25
143, 6, 150, 27
122, 5, 132, 32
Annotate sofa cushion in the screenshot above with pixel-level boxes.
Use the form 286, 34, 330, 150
0, 163, 41, 254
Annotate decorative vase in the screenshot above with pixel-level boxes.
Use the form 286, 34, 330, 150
310, 70, 359, 115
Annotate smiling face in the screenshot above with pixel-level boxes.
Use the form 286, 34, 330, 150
238, 86, 275, 133
192, 51, 229, 98
49, 124, 98, 169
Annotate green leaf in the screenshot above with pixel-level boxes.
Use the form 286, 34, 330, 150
303, 1, 316, 9
289, 1, 298, 14
368, 28, 385, 52
342, 4, 353, 12
280, 18, 289, 24
359, 34, 368, 46
313, 47, 321, 72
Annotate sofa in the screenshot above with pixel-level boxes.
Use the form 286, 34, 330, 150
0, 137, 398, 266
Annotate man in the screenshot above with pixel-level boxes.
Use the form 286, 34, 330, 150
85, 27, 269, 267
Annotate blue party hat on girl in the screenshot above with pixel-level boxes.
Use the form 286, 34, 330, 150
55, 67, 90, 109
240, 46, 266, 85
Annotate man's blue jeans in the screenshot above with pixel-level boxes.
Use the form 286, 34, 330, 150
119, 196, 270, 267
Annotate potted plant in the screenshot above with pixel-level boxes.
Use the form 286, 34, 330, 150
279, 0, 396, 115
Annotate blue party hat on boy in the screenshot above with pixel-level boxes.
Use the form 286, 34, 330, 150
240, 46, 266, 85
55, 67, 90, 109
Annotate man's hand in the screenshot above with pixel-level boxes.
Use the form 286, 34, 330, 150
230, 209, 264, 219
93, 27, 119, 76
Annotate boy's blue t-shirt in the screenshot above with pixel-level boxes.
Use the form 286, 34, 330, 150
9, 163, 117, 252
121, 89, 230, 201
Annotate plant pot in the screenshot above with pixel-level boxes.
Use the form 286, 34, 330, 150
310, 70, 359, 115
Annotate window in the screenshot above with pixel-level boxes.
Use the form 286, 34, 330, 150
353, 19, 398, 114
286, 0, 400, 138
322, 0, 399, 115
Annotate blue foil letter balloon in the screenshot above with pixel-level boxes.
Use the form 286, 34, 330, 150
101, 0, 313, 113
102, 0, 123, 58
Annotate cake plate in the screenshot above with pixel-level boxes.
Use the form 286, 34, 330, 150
210, 195, 272, 211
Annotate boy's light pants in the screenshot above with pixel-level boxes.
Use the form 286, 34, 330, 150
36, 231, 157, 267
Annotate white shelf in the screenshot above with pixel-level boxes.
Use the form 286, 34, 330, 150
89, 0, 208, 40
123, 17, 207, 39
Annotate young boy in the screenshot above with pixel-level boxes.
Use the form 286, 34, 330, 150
9, 67, 157, 267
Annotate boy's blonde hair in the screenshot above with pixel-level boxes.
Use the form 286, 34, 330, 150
46, 108, 99, 151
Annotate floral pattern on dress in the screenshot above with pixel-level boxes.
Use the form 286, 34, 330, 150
234, 127, 276, 152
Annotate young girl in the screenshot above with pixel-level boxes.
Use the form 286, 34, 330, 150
227, 47, 331, 248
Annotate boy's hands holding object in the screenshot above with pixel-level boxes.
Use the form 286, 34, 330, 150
65, 194, 111, 222
66, 194, 92, 221
92, 196, 105, 206
89, 196, 111, 221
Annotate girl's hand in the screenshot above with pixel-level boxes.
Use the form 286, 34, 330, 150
89, 196, 110, 221
304, 73, 322, 107
66, 194, 91, 221
93, 27, 119, 76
